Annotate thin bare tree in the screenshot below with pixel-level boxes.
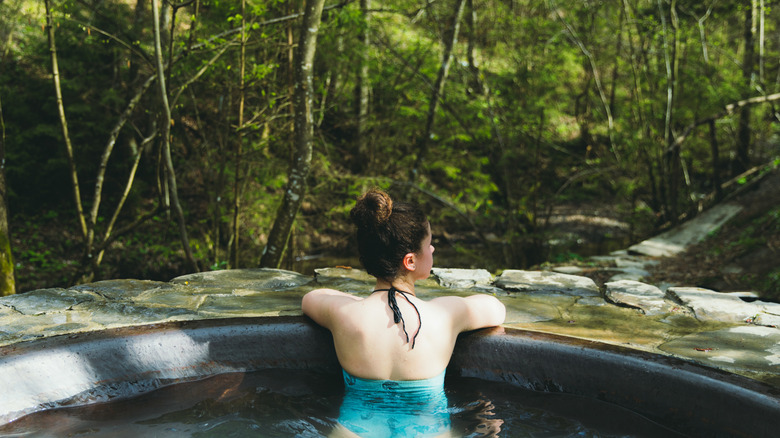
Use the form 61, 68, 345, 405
736, 0, 756, 173
231, 0, 248, 268
355, 0, 372, 167
260, 0, 326, 268
152, 0, 198, 272
412, 0, 467, 179
45, 0, 87, 239
550, 0, 617, 162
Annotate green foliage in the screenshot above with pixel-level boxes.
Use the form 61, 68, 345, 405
761, 268, 780, 302
551, 251, 585, 264
2, 0, 779, 290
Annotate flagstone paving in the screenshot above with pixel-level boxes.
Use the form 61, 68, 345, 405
1, 266, 778, 388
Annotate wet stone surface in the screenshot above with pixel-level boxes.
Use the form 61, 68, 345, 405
605, 280, 675, 316
172, 268, 312, 292
494, 270, 600, 296
70, 279, 175, 299
1, 288, 97, 315
0, 266, 778, 388
659, 326, 780, 387
431, 268, 494, 289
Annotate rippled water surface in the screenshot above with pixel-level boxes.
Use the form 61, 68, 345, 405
2, 369, 681, 437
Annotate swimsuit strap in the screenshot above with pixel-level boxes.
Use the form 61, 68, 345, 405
372, 286, 422, 349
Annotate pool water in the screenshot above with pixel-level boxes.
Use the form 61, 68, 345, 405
1, 369, 682, 437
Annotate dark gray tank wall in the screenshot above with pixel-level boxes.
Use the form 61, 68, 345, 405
449, 327, 780, 437
0, 317, 339, 425
0, 317, 778, 436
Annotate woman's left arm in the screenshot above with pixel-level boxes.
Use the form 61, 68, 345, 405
301, 288, 359, 329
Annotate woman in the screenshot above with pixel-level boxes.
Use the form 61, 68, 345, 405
302, 189, 506, 437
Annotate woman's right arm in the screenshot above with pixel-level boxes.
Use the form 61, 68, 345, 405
434, 294, 506, 333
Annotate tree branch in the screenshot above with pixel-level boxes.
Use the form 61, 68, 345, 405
96, 128, 158, 266
88, 74, 157, 254
668, 92, 780, 152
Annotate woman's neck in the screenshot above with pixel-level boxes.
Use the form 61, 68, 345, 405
375, 277, 416, 296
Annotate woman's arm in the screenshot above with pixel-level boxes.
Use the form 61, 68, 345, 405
462, 294, 506, 331
301, 288, 360, 329
433, 294, 506, 333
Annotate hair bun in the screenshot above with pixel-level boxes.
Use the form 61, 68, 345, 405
351, 189, 393, 228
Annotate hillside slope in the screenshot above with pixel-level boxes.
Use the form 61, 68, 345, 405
647, 166, 780, 301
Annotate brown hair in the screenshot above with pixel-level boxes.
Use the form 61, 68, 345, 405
349, 189, 429, 281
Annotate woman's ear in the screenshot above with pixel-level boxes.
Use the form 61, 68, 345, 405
402, 252, 416, 271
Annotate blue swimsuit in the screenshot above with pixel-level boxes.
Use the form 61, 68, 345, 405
337, 286, 450, 437
338, 370, 451, 437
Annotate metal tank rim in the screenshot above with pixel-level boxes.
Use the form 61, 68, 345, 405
0, 316, 777, 436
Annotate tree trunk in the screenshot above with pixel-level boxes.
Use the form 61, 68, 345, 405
128, 0, 148, 88
231, 0, 247, 269
657, 0, 680, 222
45, 0, 87, 240
47, 0, 164, 283
622, 0, 660, 212
152, 0, 199, 273
736, 2, 755, 174
286, 2, 296, 136
259, 0, 325, 268
709, 120, 723, 201
551, 0, 616, 160
411, 0, 467, 179
608, 6, 624, 117
465, 0, 486, 96
355, 0, 371, 169
759, 0, 765, 83
0, 87, 14, 296
667, 0, 681, 222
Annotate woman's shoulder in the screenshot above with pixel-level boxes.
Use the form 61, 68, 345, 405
425, 294, 506, 332
425, 294, 469, 310
302, 289, 365, 326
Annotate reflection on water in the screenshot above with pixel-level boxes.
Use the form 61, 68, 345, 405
1, 370, 681, 437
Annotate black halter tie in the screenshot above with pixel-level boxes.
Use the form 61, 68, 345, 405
372, 286, 422, 349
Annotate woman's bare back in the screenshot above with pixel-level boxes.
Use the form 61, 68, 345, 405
302, 288, 505, 381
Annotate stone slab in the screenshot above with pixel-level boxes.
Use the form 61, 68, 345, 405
551, 266, 584, 275
495, 270, 600, 296
172, 268, 312, 292
314, 267, 374, 283
0, 289, 98, 316
607, 267, 651, 282
629, 203, 743, 257
605, 280, 673, 316
0, 268, 777, 390
667, 287, 765, 323
431, 268, 493, 288
74, 301, 198, 326
70, 279, 170, 299
196, 291, 304, 317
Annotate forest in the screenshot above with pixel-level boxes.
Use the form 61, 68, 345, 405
0, 0, 778, 297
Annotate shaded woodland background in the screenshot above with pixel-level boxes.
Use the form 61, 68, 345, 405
0, 0, 778, 298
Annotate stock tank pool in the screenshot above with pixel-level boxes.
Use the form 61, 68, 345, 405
0, 316, 778, 436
